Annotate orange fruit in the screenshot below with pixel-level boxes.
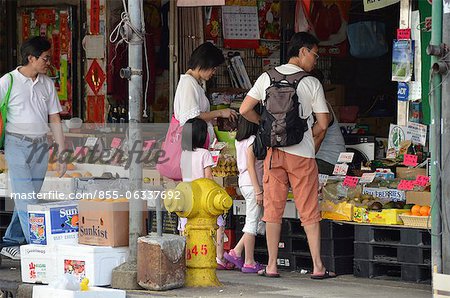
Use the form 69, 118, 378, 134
71, 172, 82, 178
403, 211, 412, 215
420, 206, 430, 216
411, 205, 422, 216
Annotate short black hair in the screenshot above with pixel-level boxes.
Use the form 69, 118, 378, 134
182, 118, 208, 151
287, 32, 319, 60
187, 42, 225, 71
235, 104, 261, 141
20, 36, 51, 65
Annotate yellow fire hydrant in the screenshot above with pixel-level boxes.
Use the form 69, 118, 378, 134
164, 178, 232, 287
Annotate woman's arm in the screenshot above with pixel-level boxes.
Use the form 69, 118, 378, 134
247, 144, 263, 205
198, 108, 238, 122
204, 166, 213, 179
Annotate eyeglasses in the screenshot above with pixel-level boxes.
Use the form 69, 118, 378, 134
38, 55, 51, 63
308, 49, 320, 60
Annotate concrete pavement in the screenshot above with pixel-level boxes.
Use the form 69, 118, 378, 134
0, 259, 431, 298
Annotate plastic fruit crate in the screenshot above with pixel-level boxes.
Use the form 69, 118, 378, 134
399, 214, 431, 229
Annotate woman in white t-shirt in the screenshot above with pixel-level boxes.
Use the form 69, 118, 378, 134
224, 113, 265, 273
173, 42, 237, 144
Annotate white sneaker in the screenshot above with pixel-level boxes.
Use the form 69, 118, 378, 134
0, 246, 21, 260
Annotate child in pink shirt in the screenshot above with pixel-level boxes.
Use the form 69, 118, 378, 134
178, 118, 233, 270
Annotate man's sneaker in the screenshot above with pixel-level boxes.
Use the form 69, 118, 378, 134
0, 246, 21, 260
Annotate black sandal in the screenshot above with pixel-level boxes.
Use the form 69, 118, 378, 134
310, 269, 337, 280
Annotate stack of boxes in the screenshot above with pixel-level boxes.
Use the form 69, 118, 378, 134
21, 199, 129, 286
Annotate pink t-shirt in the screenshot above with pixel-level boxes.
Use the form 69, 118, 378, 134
180, 148, 214, 182
235, 135, 263, 188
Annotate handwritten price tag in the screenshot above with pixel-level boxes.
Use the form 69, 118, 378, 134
74, 146, 88, 157
143, 140, 156, 151
403, 154, 418, 167
397, 28, 411, 39
111, 138, 122, 149
338, 152, 354, 163
415, 175, 430, 187
318, 174, 329, 185
398, 180, 415, 190
85, 137, 98, 147
333, 163, 349, 176
360, 172, 376, 184
343, 176, 359, 188
211, 151, 221, 167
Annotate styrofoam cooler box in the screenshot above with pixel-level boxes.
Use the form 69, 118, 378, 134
32, 285, 126, 298
56, 244, 129, 286
21, 244, 58, 284
28, 201, 79, 245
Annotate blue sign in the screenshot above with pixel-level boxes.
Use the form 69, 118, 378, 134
50, 206, 79, 235
397, 82, 409, 101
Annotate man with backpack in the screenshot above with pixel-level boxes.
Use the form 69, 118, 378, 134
240, 32, 335, 279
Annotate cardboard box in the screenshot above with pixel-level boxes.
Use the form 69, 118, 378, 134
406, 191, 431, 206
78, 199, 129, 247
320, 201, 353, 221
396, 167, 427, 179
354, 207, 409, 224
324, 84, 345, 106
27, 201, 79, 246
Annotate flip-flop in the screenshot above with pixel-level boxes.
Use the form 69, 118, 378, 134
257, 268, 280, 278
310, 269, 337, 280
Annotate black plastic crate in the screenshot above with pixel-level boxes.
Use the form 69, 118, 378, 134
401, 264, 431, 283
234, 215, 246, 232
148, 210, 178, 234
323, 255, 354, 275
355, 225, 373, 242
401, 228, 431, 247
354, 259, 371, 278
355, 225, 402, 244
320, 220, 354, 239
321, 238, 354, 257
253, 250, 296, 271
281, 219, 306, 236
372, 246, 398, 263
223, 208, 234, 229
398, 247, 432, 265
291, 237, 310, 254
354, 242, 371, 260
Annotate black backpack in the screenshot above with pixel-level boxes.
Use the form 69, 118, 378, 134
253, 69, 310, 160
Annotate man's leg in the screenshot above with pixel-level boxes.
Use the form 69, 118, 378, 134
303, 222, 325, 275
261, 149, 289, 275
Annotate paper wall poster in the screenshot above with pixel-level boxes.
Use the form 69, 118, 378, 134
406, 121, 427, 146
363, 0, 399, 12
411, 11, 422, 83
177, 0, 225, 6
388, 124, 407, 152
258, 0, 280, 40
392, 39, 415, 82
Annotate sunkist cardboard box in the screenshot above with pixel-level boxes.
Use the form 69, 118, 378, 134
78, 198, 129, 247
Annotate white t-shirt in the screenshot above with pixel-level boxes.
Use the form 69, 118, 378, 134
235, 135, 264, 188
246, 64, 329, 158
173, 74, 215, 141
0, 68, 62, 137
180, 148, 214, 182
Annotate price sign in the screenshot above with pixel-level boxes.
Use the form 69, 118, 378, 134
333, 163, 349, 176
210, 150, 221, 167
398, 180, 415, 190
74, 146, 88, 157
338, 152, 354, 163
403, 154, 418, 167
85, 137, 98, 147
415, 175, 430, 187
111, 138, 122, 149
343, 176, 359, 188
360, 172, 376, 184
397, 28, 411, 39
318, 174, 329, 185
143, 140, 156, 151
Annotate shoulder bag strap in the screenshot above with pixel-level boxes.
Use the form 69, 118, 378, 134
1, 73, 13, 108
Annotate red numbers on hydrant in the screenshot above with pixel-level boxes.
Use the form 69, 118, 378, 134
186, 244, 208, 260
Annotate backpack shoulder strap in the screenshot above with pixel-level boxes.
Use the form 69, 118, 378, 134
285, 71, 310, 88
1, 73, 13, 107
266, 68, 288, 83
